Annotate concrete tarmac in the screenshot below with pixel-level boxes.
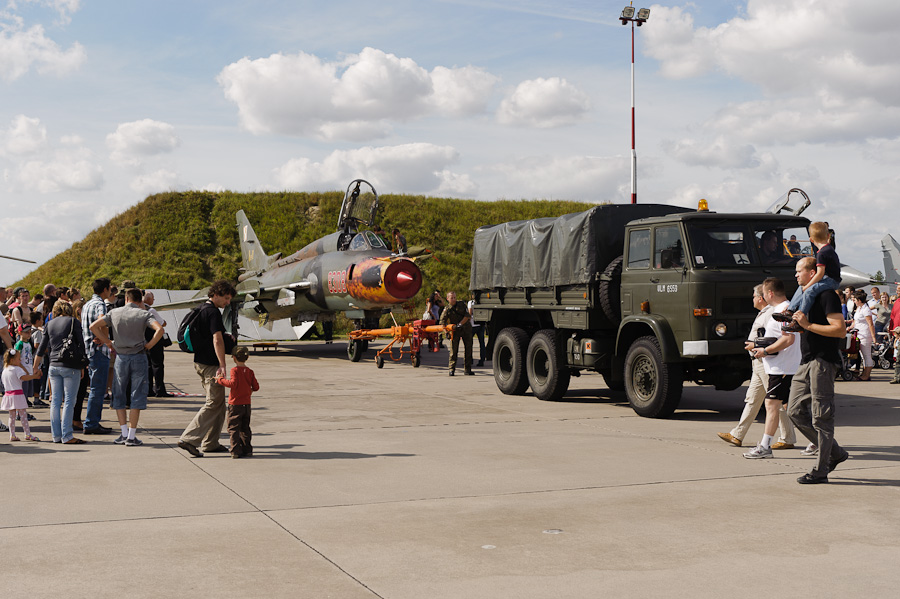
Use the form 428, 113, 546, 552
4, 343, 900, 598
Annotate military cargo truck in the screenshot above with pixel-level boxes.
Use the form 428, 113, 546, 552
470, 203, 811, 417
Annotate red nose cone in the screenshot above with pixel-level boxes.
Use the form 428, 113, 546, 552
384, 260, 422, 300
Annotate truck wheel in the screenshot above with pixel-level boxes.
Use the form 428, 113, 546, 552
624, 336, 683, 418
347, 340, 365, 362
599, 255, 623, 323
526, 330, 571, 401
493, 327, 530, 395
412, 352, 421, 368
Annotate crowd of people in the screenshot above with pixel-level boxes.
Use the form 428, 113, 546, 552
717, 222, 900, 484
0, 279, 172, 444
1, 278, 261, 458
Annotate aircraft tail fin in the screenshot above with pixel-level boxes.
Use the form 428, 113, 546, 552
236, 210, 269, 273
881, 234, 900, 283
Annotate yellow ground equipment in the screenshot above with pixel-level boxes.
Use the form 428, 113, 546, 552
349, 319, 455, 368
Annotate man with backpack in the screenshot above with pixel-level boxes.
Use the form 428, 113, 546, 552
178, 280, 236, 458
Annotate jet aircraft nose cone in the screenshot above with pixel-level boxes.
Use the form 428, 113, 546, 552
383, 259, 422, 300
395, 271, 415, 288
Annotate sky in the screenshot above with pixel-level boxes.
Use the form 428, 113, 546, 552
2, 0, 900, 284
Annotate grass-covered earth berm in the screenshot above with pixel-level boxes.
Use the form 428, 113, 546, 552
16, 190, 594, 316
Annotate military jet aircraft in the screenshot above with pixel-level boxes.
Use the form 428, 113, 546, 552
155, 179, 423, 361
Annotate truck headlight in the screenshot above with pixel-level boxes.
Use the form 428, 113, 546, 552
715, 323, 727, 337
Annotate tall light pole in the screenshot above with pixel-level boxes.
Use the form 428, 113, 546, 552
620, 5, 650, 204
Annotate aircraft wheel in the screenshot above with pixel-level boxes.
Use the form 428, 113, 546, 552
376, 355, 385, 369
347, 340, 365, 362
412, 352, 421, 368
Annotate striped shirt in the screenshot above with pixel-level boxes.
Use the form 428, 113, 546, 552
82, 294, 110, 358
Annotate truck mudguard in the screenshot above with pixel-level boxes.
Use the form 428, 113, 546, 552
616, 314, 681, 363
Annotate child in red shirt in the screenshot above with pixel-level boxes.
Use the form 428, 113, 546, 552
215, 346, 259, 458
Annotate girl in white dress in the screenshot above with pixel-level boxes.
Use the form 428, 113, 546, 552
2, 349, 42, 441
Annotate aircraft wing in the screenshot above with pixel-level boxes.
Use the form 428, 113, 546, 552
0, 254, 36, 264
154, 281, 312, 312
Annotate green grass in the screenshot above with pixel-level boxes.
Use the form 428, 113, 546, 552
15, 190, 596, 319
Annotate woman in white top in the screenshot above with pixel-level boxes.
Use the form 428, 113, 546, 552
851, 290, 877, 380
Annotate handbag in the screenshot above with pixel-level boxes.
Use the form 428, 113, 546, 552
59, 317, 90, 369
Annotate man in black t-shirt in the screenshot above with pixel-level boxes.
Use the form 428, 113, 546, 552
178, 280, 236, 458
787, 257, 850, 484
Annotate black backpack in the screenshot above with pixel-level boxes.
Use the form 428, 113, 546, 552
177, 305, 204, 353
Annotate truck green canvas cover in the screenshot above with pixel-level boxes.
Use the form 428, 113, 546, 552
470, 204, 692, 290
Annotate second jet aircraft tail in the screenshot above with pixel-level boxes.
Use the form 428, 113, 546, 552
237, 210, 270, 274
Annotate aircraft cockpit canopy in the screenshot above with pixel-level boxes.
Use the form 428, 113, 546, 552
337, 179, 379, 233
348, 231, 388, 251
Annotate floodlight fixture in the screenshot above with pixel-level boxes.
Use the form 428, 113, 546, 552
621, 6, 635, 24
637, 8, 650, 20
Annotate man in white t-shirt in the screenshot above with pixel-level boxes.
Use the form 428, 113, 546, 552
744, 277, 801, 459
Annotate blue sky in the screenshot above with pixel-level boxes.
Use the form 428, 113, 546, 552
2, 0, 899, 284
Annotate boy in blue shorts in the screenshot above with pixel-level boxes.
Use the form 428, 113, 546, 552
774, 222, 840, 332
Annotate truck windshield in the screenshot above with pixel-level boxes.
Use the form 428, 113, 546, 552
687, 224, 756, 267
755, 225, 813, 264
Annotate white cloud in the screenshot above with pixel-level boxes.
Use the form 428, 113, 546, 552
486, 154, 628, 200
106, 119, 180, 166
2, 114, 47, 155
496, 77, 590, 128
218, 48, 499, 141
643, 2, 900, 145
662, 135, 761, 169
272, 143, 468, 194
17, 149, 103, 193
0, 12, 85, 80
129, 169, 184, 195
430, 65, 499, 116
707, 95, 900, 145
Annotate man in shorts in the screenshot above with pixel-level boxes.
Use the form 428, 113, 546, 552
744, 278, 801, 459
90, 288, 165, 446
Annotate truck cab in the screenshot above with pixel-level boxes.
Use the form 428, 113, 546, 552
615, 212, 811, 415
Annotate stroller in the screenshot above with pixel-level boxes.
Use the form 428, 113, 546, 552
873, 332, 894, 370
837, 329, 858, 381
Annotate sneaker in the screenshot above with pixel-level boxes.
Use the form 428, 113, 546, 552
27, 399, 33, 407
743, 445, 773, 459
890, 379, 900, 385
125, 437, 143, 447
800, 443, 819, 456
717, 432, 742, 447
114, 434, 127, 445
0, 422, 7, 432
771, 310, 795, 323
32, 398, 49, 407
